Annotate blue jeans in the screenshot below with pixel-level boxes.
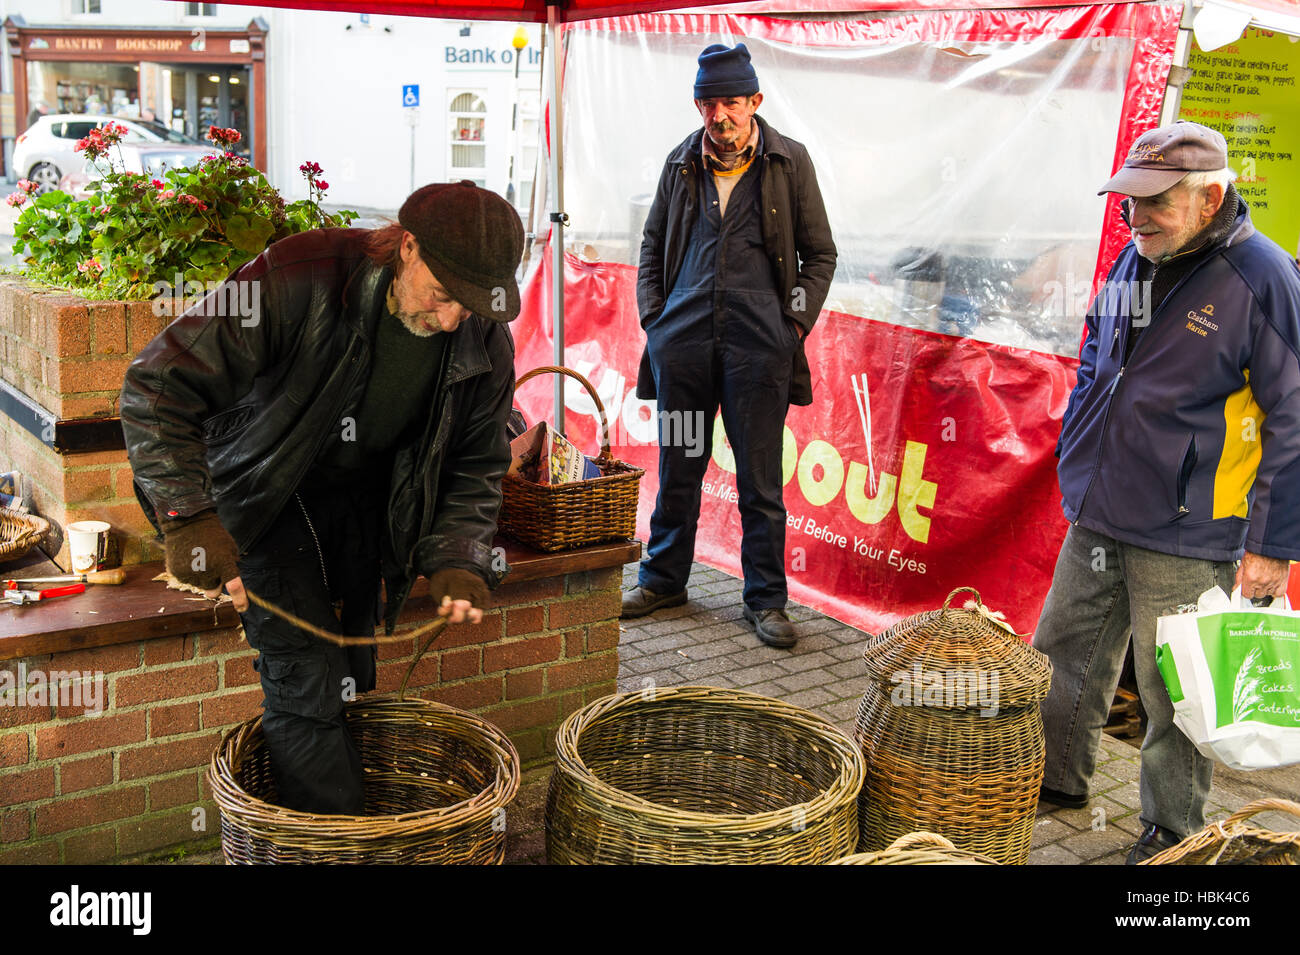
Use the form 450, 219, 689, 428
1033, 524, 1236, 837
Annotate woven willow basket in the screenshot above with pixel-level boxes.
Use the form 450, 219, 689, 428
546, 686, 865, 864
209, 697, 519, 864
499, 365, 644, 552
830, 831, 1000, 865
854, 587, 1052, 865
0, 507, 49, 565
1142, 799, 1300, 865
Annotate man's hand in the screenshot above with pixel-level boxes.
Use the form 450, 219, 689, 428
161, 510, 245, 610
427, 568, 488, 625
1235, 551, 1291, 600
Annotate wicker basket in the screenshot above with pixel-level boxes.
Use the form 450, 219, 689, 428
499, 365, 643, 552
0, 507, 49, 565
830, 831, 1000, 865
1142, 799, 1300, 865
546, 685, 865, 864
209, 696, 520, 864
854, 587, 1053, 865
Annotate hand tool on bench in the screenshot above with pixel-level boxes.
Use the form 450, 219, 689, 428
2, 569, 125, 588
2, 583, 86, 606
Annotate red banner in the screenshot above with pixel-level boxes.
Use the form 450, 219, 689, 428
513, 253, 1079, 635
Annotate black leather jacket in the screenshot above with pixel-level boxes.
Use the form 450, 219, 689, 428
635, 115, 838, 406
120, 228, 515, 632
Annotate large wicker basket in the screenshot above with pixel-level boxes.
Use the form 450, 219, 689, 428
1142, 799, 1300, 865
0, 507, 49, 565
209, 697, 520, 864
546, 685, 865, 864
830, 831, 1000, 865
854, 587, 1053, 864
499, 365, 643, 552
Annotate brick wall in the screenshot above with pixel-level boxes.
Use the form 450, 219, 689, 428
0, 280, 170, 566
0, 565, 622, 864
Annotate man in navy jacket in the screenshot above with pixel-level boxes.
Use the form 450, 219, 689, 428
1034, 122, 1300, 862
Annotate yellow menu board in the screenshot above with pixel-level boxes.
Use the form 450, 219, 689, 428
1180, 28, 1300, 258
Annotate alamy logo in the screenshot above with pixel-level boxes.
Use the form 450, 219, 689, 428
49, 885, 151, 935
0, 663, 103, 716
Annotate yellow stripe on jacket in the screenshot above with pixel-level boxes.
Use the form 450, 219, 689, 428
1214, 370, 1265, 519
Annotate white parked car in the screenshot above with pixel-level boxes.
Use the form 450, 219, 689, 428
58, 141, 222, 199
14, 114, 209, 194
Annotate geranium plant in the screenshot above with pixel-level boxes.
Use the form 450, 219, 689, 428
9, 124, 357, 300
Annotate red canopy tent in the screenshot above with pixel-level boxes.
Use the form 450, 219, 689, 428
163, 0, 1298, 632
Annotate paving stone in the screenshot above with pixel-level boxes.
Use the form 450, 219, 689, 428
745, 681, 786, 699
725, 646, 784, 668
829, 659, 866, 679
783, 687, 836, 709
821, 697, 861, 726
677, 638, 747, 662
1107, 781, 1141, 810
671, 657, 736, 681
1027, 844, 1085, 865
773, 668, 837, 693
1049, 807, 1094, 831
773, 650, 838, 674
1060, 826, 1135, 861
827, 644, 866, 662
1107, 812, 1146, 837
1031, 815, 1074, 849
1102, 758, 1141, 783
728, 663, 788, 687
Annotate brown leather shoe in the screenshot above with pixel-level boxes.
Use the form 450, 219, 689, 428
743, 607, 797, 648
620, 586, 687, 619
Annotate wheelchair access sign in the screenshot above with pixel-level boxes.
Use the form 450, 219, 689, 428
402, 84, 419, 108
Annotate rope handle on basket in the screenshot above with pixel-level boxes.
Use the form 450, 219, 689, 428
244, 589, 449, 703
940, 586, 1020, 637
514, 365, 613, 462
1221, 798, 1300, 827
888, 832, 957, 852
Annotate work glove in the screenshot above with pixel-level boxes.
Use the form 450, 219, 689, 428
427, 567, 489, 616
160, 510, 241, 592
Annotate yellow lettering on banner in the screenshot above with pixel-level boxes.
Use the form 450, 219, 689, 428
797, 440, 844, 507
845, 463, 895, 525
782, 426, 797, 485
712, 420, 735, 474
898, 441, 937, 543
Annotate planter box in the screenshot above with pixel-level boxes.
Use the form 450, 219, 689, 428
0, 278, 172, 566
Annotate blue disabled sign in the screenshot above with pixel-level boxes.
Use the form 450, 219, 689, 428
402, 84, 419, 108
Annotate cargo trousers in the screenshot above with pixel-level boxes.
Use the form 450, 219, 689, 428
236, 481, 383, 815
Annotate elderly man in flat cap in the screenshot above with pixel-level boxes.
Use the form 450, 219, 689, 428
624, 42, 837, 648
1034, 121, 1300, 861
121, 182, 522, 814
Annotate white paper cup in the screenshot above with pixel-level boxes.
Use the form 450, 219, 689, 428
68, 520, 111, 573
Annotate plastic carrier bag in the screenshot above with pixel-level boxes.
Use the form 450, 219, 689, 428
1155, 586, 1300, 771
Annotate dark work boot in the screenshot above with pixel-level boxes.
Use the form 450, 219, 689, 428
620, 586, 688, 619
743, 607, 797, 649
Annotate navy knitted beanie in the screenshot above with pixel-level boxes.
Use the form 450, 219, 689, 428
694, 43, 759, 99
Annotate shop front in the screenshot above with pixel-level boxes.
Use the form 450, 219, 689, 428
3, 16, 267, 172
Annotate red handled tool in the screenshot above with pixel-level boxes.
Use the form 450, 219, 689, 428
2, 583, 86, 606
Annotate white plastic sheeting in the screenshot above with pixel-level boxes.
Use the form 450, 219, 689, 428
560, 11, 1138, 355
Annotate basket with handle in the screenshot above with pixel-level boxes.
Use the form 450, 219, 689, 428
1141, 799, 1300, 865
0, 507, 49, 566
207, 618, 520, 865
830, 831, 1000, 865
500, 365, 644, 552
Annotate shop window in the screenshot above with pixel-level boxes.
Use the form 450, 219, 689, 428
70, 0, 102, 13
185, 3, 218, 14
448, 90, 487, 183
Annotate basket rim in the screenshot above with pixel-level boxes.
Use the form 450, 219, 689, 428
552, 685, 865, 831
208, 695, 520, 839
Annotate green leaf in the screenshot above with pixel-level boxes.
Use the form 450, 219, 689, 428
225, 213, 274, 254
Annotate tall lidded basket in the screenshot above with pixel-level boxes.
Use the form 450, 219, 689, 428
854, 587, 1053, 864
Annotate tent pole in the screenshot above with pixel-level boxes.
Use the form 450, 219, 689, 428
547, 3, 567, 434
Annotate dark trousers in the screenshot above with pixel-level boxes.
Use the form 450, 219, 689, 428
639, 326, 794, 610
236, 483, 382, 814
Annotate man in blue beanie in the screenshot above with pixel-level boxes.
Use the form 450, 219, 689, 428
624, 42, 837, 647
